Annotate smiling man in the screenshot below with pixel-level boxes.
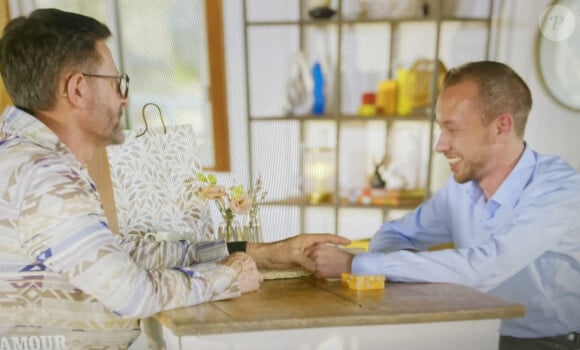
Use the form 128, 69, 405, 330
308, 61, 580, 349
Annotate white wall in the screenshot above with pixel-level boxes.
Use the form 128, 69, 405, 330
494, 0, 580, 170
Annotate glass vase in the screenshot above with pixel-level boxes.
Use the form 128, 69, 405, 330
244, 206, 264, 243
217, 217, 244, 242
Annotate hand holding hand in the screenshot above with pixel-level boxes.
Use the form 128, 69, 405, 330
247, 233, 351, 272
219, 252, 262, 293
306, 243, 355, 279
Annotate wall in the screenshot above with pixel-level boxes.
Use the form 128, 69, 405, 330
495, 0, 580, 169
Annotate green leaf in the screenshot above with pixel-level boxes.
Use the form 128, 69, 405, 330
208, 174, 217, 185
197, 172, 208, 183
231, 185, 245, 199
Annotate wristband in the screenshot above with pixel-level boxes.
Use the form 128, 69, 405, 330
227, 241, 247, 254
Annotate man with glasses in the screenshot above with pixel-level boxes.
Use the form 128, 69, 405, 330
0, 8, 348, 348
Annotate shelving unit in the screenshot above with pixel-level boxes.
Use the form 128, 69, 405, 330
242, 0, 494, 240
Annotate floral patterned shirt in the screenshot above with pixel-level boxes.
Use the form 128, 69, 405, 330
0, 106, 240, 348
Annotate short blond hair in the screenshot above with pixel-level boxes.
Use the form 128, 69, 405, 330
442, 61, 532, 137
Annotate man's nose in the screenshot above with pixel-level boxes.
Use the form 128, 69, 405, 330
434, 132, 448, 154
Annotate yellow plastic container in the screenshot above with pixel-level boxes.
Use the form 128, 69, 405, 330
344, 239, 370, 252
341, 273, 386, 290
396, 68, 414, 116
376, 79, 397, 115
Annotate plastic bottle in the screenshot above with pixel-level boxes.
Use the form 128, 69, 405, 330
358, 92, 377, 116
312, 62, 325, 115
396, 69, 414, 116
376, 79, 397, 115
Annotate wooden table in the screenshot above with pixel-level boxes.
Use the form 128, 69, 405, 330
151, 276, 524, 350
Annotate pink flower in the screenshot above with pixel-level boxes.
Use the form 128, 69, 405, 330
199, 184, 226, 200
192, 172, 265, 224
230, 193, 252, 215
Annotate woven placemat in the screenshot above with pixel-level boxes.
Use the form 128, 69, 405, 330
260, 268, 311, 280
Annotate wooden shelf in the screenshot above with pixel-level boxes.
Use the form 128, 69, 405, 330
249, 113, 432, 122
261, 195, 424, 210
246, 17, 490, 27
243, 0, 493, 234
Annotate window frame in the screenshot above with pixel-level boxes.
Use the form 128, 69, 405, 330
7, 0, 231, 171
204, 0, 230, 171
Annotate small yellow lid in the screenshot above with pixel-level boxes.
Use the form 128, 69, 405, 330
341, 273, 386, 290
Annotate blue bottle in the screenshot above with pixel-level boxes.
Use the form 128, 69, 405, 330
312, 62, 325, 115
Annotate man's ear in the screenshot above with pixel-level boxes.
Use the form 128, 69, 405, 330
495, 113, 514, 137
63, 73, 88, 109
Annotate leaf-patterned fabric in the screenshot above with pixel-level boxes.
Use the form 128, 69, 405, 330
0, 106, 239, 348
106, 125, 215, 242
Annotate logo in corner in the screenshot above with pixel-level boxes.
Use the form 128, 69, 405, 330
539, 4, 576, 41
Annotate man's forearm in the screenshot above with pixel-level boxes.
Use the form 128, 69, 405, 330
246, 241, 277, 269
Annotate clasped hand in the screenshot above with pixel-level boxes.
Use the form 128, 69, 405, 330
220, 233, 352, 293
219, 252, 262, 293
305, 242, 356, 279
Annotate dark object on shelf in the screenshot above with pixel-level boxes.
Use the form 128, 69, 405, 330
309, 7, 336, 19
370, 154, 389, 188
370, 167, 386, 188
422, 2, 430, 17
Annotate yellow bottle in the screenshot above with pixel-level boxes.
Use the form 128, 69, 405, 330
376, 79, 397, 115
396, 69, 414, 116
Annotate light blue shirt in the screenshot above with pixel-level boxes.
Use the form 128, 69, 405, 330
353, 145, 580, 338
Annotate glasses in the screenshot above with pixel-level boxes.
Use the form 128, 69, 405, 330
82, 73, 130, 98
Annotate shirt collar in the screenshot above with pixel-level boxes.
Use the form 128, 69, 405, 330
490, 144, 535, 209
463, 144, 536, 210
1, 106, 76, 160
